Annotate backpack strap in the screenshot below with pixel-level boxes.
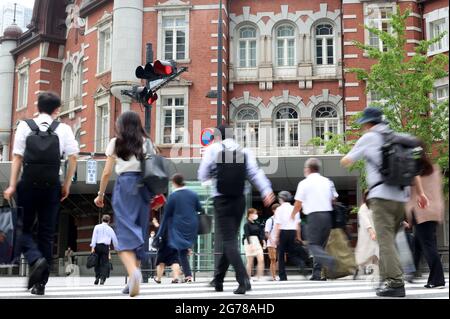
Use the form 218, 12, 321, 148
47, 120, 60, 133
24, 119, 40, 133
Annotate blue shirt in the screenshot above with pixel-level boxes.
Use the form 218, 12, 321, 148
197, 139, 273, 198
90, 223, 118, 248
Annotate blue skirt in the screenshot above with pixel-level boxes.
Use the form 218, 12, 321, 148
112, 172, 152, 261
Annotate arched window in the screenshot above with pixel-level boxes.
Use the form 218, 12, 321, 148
274, 106, 299, 147
276, 25, 295, 66
235, 108, 259, 148
315, 23, 334, 65
314, 106, 339, 143
62, 63, 74, 111
238, 26, 257, 68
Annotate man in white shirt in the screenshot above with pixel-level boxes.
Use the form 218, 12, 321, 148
3, 92, 79, 295
90, 214, 118, 285
273, 191, 305, 281
291, 158, 338, 281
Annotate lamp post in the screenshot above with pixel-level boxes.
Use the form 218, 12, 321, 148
216, 0, 223, 127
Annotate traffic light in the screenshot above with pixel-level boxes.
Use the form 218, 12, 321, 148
130, 85, 158, 105
135, 59, 177, 81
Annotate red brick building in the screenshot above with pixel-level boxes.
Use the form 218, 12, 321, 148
0, 0, 448, 257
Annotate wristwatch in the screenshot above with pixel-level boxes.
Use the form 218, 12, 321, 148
97, 191, 105, 196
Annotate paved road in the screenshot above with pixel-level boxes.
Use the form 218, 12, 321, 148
0, 274, 448, 299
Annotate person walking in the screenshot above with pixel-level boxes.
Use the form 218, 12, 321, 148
148, 230, 158, 278
90, 214, 118, 285
354, 192, 379, 280
341, 107, 429, 297
94, 111, 154, 297
3, 92, 79, 296
405, 142, 446, 289
156, 174, 202, 283
291, 159, 338, 281
265, 204, 279, 281
243, 208, 265, 281
274, 191, 306, 281
198, 124, 275, 294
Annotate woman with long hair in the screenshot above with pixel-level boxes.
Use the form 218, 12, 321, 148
94, 111, 154, 297
405, 141, 446, 289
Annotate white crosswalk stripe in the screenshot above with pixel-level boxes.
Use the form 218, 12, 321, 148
0, 276, 448, 299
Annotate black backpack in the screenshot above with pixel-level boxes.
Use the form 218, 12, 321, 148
370, 131, 423, 190
22, 119, 61, 187
215, 143, 247, 197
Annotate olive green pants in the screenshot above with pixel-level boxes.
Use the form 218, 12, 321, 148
367, 198, 405, 288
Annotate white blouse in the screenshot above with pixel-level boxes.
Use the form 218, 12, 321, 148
105, 138, 154, 175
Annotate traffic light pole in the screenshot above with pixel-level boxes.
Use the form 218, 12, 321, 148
216, 0, 223, 127
145, 43, 153, 136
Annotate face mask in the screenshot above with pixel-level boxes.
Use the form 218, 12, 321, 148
250, 214, 258, 221
150, 234, 155, 238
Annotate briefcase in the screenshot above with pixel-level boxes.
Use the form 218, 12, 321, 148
198, 213, 212, 235
86, 253, 98, 269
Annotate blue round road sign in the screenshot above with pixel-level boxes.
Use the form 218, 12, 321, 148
201, 128, 215, 147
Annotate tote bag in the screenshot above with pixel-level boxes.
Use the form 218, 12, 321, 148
141, 139, 169, 195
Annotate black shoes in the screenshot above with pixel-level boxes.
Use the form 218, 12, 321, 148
31, 283, 45, 296
424, 284, 445, 289
310, 277, 326, 281
100, 278, 106, 285
94, 277, 100, 285
209, 279, 223, 292
233, 279, 251, 295
28, 258, 48, 290
376, 286, 405, 297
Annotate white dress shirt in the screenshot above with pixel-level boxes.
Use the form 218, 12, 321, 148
294, 173, 338, 215
274, 202, 301, 230
197, 139, 273, 198
13, 113, 79, 157
90, 223, 118, 248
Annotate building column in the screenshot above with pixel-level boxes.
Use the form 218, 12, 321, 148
260, 35, 266, 64
266, 36, 272, 63
298, 33, 305, 63
305, 35, 311, 62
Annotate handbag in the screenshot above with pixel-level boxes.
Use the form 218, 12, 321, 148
0, 199, 22, 265
86, 253, 98, 269
140, 139, 169, 195
197, 213, 212, 235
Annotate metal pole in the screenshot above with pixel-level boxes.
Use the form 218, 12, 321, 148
216, 0, 223, 127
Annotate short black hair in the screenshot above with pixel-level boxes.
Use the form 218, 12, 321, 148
37, 92, 61, 115
172, 173, 185, 186
102, 214, 111, 223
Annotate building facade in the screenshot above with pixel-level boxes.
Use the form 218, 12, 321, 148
0, 0, 448, 267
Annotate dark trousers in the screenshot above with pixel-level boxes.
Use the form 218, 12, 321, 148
277, 230, 306, 280
148, 251, 157, 276
213, 195, 248, 286
94, 244, 110, 280
16, 182, 61, 284
414, 221, 445, 286
179, 249, 192, 277
307, 212, 335, 279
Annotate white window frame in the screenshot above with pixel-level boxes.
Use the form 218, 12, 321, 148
425, 7, 449, 56
238, 26, 257, 69
16, 67, 29, 111
94, 95, 110, 153
155, 86, 189, 145
274, 106, 300, 148
97, 23, 112, 75
364, 3, 396, 52
313, 106, 340, 144
157, 9, 190, 63
432, 77, 449, 107
235, 108, 260, 148
61, 63, 75, 112
162, 16, 187, 61
314, 23, 335, 66
276, 24, 296, 67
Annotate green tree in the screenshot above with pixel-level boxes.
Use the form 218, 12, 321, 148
310, 6, 449, 194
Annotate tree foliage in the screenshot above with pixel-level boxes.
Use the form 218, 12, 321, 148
310, 6, 449, 194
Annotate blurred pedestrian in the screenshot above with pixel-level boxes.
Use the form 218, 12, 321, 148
198, 124, 275, 294
156, 174, 201, 283
341, 107, 429, 297
94, 111, 154, 297
148, 230, 158, 278
275, 191, 306, 281
90, 215, 118, 285
243, 208, 265, 281
405, 142, 446, 289
265, 204, 279, 281
292, 159, 338, 281
354, 192, 379, 280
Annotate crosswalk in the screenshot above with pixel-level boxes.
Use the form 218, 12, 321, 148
0, 276, 448, 299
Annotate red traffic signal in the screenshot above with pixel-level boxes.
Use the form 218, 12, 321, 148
135, 60, 177, 80
153, 60, 176, 75
146, 92, 158, 105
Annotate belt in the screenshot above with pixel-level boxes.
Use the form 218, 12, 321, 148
120, 172, 141, 176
